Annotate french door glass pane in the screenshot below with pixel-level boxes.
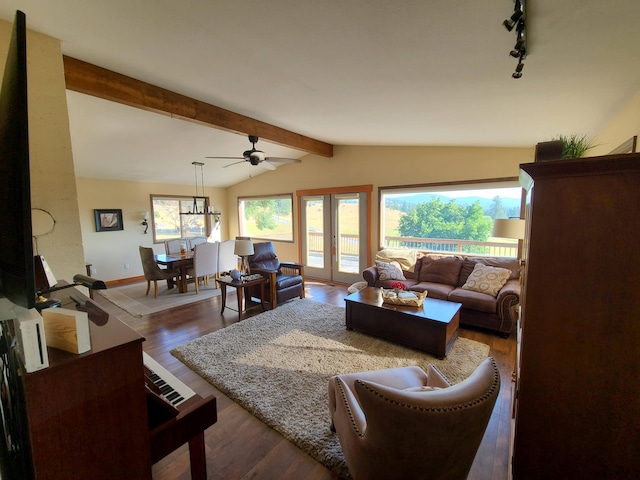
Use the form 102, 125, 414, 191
305, 197, 324, 268
336, 195, 359, 274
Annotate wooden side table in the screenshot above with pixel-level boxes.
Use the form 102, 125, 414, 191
217, 275, 266, 320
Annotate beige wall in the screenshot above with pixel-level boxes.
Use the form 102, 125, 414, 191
227, 145, 534, 262
75, 177, 226, 281
0, 18, 85, 285
591, 89, 640, 156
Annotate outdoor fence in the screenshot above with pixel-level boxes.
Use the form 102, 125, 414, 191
306, 232, 518, 258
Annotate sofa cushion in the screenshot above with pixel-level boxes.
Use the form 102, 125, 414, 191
461, 263, 511, 297
375, 260, 406, 281
448, 288, 497, 314
418, 254, 463, 285
409, 282, 454, 301
458, 256, 520, 286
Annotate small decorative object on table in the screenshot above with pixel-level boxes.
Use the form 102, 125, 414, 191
390, 281, 407, 294
242, 273, 263, 282
381, 287, 428, 307
229, 269, 242, 280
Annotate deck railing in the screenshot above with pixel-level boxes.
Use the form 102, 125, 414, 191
305, 232, 518, 258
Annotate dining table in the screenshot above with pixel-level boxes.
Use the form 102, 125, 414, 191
155, 253, 194, 293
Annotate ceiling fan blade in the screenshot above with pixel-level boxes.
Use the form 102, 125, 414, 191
223, 160, 247, 168
261, 161, 277, 170
264, 157, 301, 164
205, 156, 244, 160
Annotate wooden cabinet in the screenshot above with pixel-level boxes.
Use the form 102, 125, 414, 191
511, 154, 640, 479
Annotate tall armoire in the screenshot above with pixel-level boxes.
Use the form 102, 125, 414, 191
511, 153, 640, 479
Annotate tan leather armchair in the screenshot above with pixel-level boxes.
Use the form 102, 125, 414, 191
247, 242, 304, 307
328, 357, 500, 480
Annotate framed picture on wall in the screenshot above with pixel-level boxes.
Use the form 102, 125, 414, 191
94, 209, 124, 232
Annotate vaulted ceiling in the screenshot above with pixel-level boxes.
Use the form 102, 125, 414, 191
2, 1, 640, 187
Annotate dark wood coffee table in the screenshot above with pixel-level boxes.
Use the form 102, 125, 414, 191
345, 287, 461, 358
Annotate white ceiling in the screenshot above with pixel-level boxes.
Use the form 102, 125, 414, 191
2, 0, 640, 187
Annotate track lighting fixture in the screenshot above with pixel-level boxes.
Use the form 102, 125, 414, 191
503, 0, 527, 79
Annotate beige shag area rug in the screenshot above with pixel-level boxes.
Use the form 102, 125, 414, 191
172, 299, 489, 478
98, 281, 220, 317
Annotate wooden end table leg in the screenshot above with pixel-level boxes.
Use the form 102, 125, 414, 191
220, 284, 227, 314
188, 432, 207, 480
259, 281, 266, 312
236, 286, 244, 320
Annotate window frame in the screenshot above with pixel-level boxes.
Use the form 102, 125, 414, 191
237, 193, 295, 243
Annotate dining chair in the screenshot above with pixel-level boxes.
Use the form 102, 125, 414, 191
188, 236, 207, 250
165, 239, 184, 255
186, 242, 219, 293
139, 246, 178, 298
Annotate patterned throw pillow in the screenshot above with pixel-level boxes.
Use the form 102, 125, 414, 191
461, 263, 512, 297
375, 260, 406, 281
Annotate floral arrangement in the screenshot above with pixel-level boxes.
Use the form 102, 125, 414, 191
390, 281, 407, 291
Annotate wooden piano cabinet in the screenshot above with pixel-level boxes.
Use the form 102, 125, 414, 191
149, 394, 217, 480
20, 295, 152, 479
511, 154, 640, 479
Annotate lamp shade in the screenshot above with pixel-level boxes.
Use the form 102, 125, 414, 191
492, 219, 525, 239
234, 240, 254, 256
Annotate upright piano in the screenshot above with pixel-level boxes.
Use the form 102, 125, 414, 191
1, 290, 216, 480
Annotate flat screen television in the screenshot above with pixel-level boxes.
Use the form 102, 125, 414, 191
0, 10, 35, 310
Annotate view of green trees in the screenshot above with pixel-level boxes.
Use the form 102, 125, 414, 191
398, 198, 492, 240
394, 196, 512, 241
244, 198, 292, 230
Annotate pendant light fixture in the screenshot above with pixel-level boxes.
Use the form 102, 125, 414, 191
179, 162, 222, 232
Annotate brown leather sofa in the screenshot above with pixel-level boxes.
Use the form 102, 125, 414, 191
328, 357, 501, 480
363, 252, 520, 336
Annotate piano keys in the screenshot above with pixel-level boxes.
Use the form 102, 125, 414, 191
143, 351, 195, 407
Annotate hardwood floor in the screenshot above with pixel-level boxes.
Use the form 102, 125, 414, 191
93, 279, 516, 480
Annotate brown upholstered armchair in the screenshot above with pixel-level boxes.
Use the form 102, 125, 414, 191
328, 357, 500, 480
247, 242, 305, 308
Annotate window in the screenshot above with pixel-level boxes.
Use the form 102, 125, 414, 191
380, 179, 522, 257
238, 194, 294, 242
151, 195, 210, 243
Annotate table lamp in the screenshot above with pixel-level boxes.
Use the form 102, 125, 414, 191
234, 240, 254, 276
491, 218, 525, 240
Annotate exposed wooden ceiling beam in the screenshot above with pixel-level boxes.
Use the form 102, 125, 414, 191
63, 56, 333, 157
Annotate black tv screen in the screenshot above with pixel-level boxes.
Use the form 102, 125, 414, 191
0, 11, 35, 309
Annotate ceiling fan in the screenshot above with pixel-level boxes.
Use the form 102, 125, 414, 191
206, 135, 301, 170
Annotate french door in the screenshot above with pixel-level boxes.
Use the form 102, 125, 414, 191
299, 187, 370, 285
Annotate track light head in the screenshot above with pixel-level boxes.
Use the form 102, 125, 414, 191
510, 39, 525, 57
512, 61, 524, 79
502, 9, 523, 31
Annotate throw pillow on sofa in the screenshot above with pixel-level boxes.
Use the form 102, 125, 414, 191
375, 260, 406, 281
461, 263, 511, 297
